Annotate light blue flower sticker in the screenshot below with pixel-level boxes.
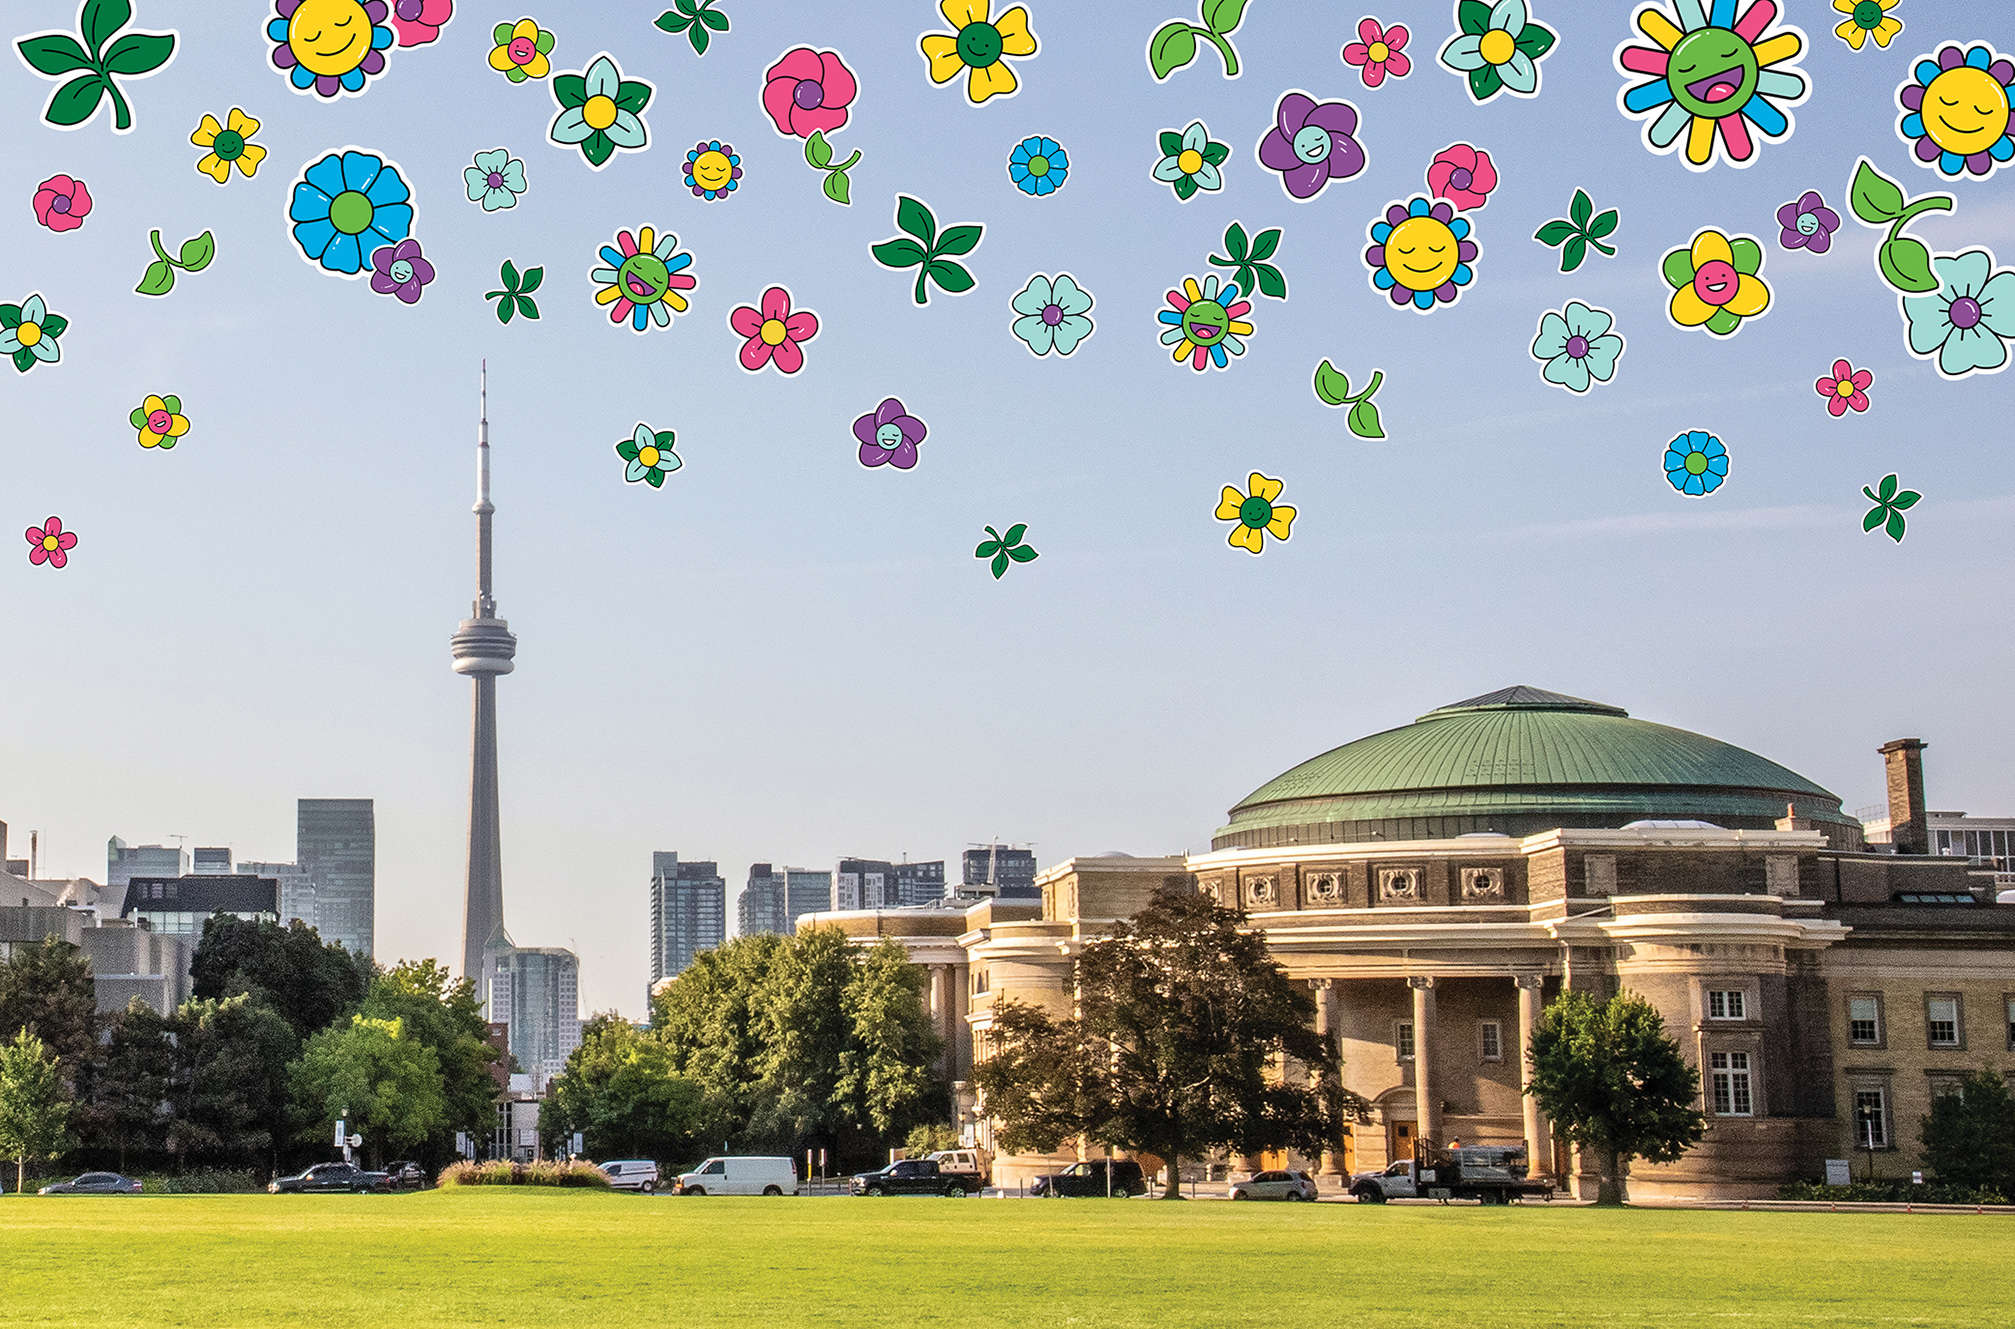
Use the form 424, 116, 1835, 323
1664, 430, 1727, 496
1009, 135, 1068, 195
1901, 249, 2015, 379
287, 148, 413, 277
465, 149, 528, 212
1531, 301, 1624, 393
1011, 273, 1094, 357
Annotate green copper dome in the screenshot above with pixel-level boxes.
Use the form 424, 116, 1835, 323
1213, 687, 1857, 850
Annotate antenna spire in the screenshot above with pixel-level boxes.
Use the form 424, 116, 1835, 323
475, 362, 495, 616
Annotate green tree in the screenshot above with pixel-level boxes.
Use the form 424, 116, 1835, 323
546, 1014, 704, 1163
1525, 989, 1706, 1205
191, 916, 369, 1043
836, 938, 942, 1138
746, 927, 857, 1148
905, 1123, 962, 1158
88, 999, 175, 1172
359, 959, 498, 1162
1919, 1068, 2015, 1197
171, 994, 298, 1173
290, 1015, 445, 1166
0, 1028, 73, 1195
0, 934, 99, 1069
968, 999, 1104, 1158
649, 934, 781, 1146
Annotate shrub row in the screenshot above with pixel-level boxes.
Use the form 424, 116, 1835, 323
1777, 1180, 2008, 1205
139, 1170, 265, 1194
437, 1159, 612, 1189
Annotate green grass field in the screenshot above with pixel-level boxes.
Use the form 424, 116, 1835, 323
1, 1190, 2004, 1327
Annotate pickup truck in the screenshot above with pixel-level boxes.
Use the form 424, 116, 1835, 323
926, 1149, 988, 1189
849, 1158, 974, 1197
1349, 1144, 1554, 1205
268, 1162, 393, 1194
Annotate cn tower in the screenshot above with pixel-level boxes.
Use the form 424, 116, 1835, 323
453, 364, 517, 983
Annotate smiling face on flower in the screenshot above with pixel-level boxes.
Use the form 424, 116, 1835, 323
289, 0, 375, 74
1667, 27, 1759, 119
1386, 216, 1460, 290
1922, 65, 2011, 158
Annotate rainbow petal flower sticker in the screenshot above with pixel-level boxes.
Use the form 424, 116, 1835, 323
1616, 0, 1809, 171
1663, 228, 1768, 336
591, 226, 694, 333
1159, 275, 1252, 371
920, 1, 1039, 105
25, 517, 76, 569
1897, 43, 2014, 180
1216, 473, 1296, 554
131, 393, 190, 448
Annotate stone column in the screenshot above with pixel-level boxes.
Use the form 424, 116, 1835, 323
1409, 976, 1438, 1144
1315, 981, 1343, 1176
929, 965, 950, 1076
952, 963, 972, 1082
1516, 975, 1553, 1179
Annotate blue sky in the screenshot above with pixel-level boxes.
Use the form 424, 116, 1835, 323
3, 1, 2011, 1016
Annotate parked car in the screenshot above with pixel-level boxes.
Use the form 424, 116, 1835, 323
673, 1156, 799, 1196
268, 1162, 391, 1194
926, 1149, 989, 1188
600, 1159, 660, 1193
1230, 1169, 1318, 1201
1350, 1144, 1553, 1205
848, 1158, 972, 1197
38, 1172, 142, 1196
1028, 1159, 1147, 1198
382, 1161, 427, 1190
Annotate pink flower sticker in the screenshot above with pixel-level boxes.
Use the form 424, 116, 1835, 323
762, 48, 857, 139
388, 0, 452, 46
1341, 17, 1411, 87
25, 516, 76, 569
32, 175, 90, 232
1816, 359, 1873, 416
1427, 143, 1496, 211
729, 286, 819, 374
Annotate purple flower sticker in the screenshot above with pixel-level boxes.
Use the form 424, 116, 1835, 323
1776, 191, 1840, 254
369, 239, 435, 304
855, 398, 927, 470
1257, 92, 1365, 201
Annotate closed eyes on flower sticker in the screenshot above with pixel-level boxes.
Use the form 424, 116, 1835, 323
1776, 191, 1838, 253
1616, 0, 1809, 172
1159, 274, 1252, 371
1365, 197, 1477, 312
550, 53, 652, 170
1897, 43, 2014, 180
1257, 92, 1365, 201
268, 0, 393, 99
856, 398, 927, 469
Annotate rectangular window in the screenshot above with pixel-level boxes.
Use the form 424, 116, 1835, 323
1849, 995, 1883, 1046
1710, 1051, 1753, 1116
1852, 1088, 1889, 1147
1708, 990, 1747, 1020
1479, 1021, 1502, 1061
1395, 1021, 1415, 1060
1927, 996, 1961, 1048
2006, 996, 2014, 1052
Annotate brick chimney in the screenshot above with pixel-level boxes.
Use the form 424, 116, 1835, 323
1879, 739, 1928, 854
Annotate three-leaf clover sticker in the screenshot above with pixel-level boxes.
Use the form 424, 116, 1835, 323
1846, 158, 1954, 295
16, 0, 177, 134
1147, 0, 1247, 81
975, 523, 1038, 579
485, 260, 543, 324
1311, 361, 1386, 439
653, 1, 729, 57
871, 197, 983, 306
1208, 222, 1286, 300
1533, 189, 1618, 274
134, 228, 214, 297
805, 130, 861, 207
1862, 473, 1920, 543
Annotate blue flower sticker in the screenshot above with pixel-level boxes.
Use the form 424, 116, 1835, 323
1664, 430, 1727, 496
288, 150, 413, 277
1009, 135, 1068, 196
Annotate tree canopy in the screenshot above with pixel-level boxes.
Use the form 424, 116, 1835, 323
290, 1015, 446, 1166
1525, 989, 1706, 1205
972, 887, 1354, 1197
359, 959, 498, 1162
0, 935, 99, 1071
545, 1014, 704, 1163
0, 1028, 73, 1196
1919, 1068, 2015, 1197
191, 916, 370, 1043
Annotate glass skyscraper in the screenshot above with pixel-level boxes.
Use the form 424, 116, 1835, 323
649, 852, 725, 986
489, 945, 580, 1084
297, 799, 374, 957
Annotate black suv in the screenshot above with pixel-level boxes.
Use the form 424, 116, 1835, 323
1029, 1159, 1147, 1197
383, 1161, 428, 1190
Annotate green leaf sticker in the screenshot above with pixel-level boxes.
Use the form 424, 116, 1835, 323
1144, 0, 1244, 82
15, 0, 176, 134
135, 260, 174, 297
976, 524, 1038, 579
655, 3, 729, 58
872, 197, 984, 305
1849, 159, 1905, 225
1534, 189, 1619, 274
485, 260, 545, 325
802, 131, 860, 208
1845, 157, 1956, 296
1311, 361, 1386, 438
1862, 474, 1921, 543
133, 228, 215, 297
1208, 221, 1287, 301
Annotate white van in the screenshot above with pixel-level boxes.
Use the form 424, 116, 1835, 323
673, 1156, 799, 1196
599, 1159, 659, 1193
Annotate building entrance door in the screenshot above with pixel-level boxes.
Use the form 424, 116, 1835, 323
1393, 1121, 1416, 1161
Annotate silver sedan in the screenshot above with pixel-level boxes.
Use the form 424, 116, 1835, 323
1229, 1169, 1319, 1201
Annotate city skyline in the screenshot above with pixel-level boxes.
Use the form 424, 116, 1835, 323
4, 5, 2010, 1018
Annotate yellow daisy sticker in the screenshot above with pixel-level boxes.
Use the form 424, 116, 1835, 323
1216, 473, 1295, 554
191, 108, 265, 184
920, 1, 1038, 105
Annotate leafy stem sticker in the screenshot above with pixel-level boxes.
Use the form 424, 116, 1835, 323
1208, 222, 1285, 299
1862, 473, 1921, 542
15, 0, 177, 133
975, 524, 1038, 579
805, 130, 861, 206
1848, 158, 1954, 294
485, 260, 544, 324
1312, 360, 1386, 439
1533, 189, 1618, 273
653, 1, 729, 56
870, 197, 982, 306
1147, 0, 1247, 81
135, 229, 214, 297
